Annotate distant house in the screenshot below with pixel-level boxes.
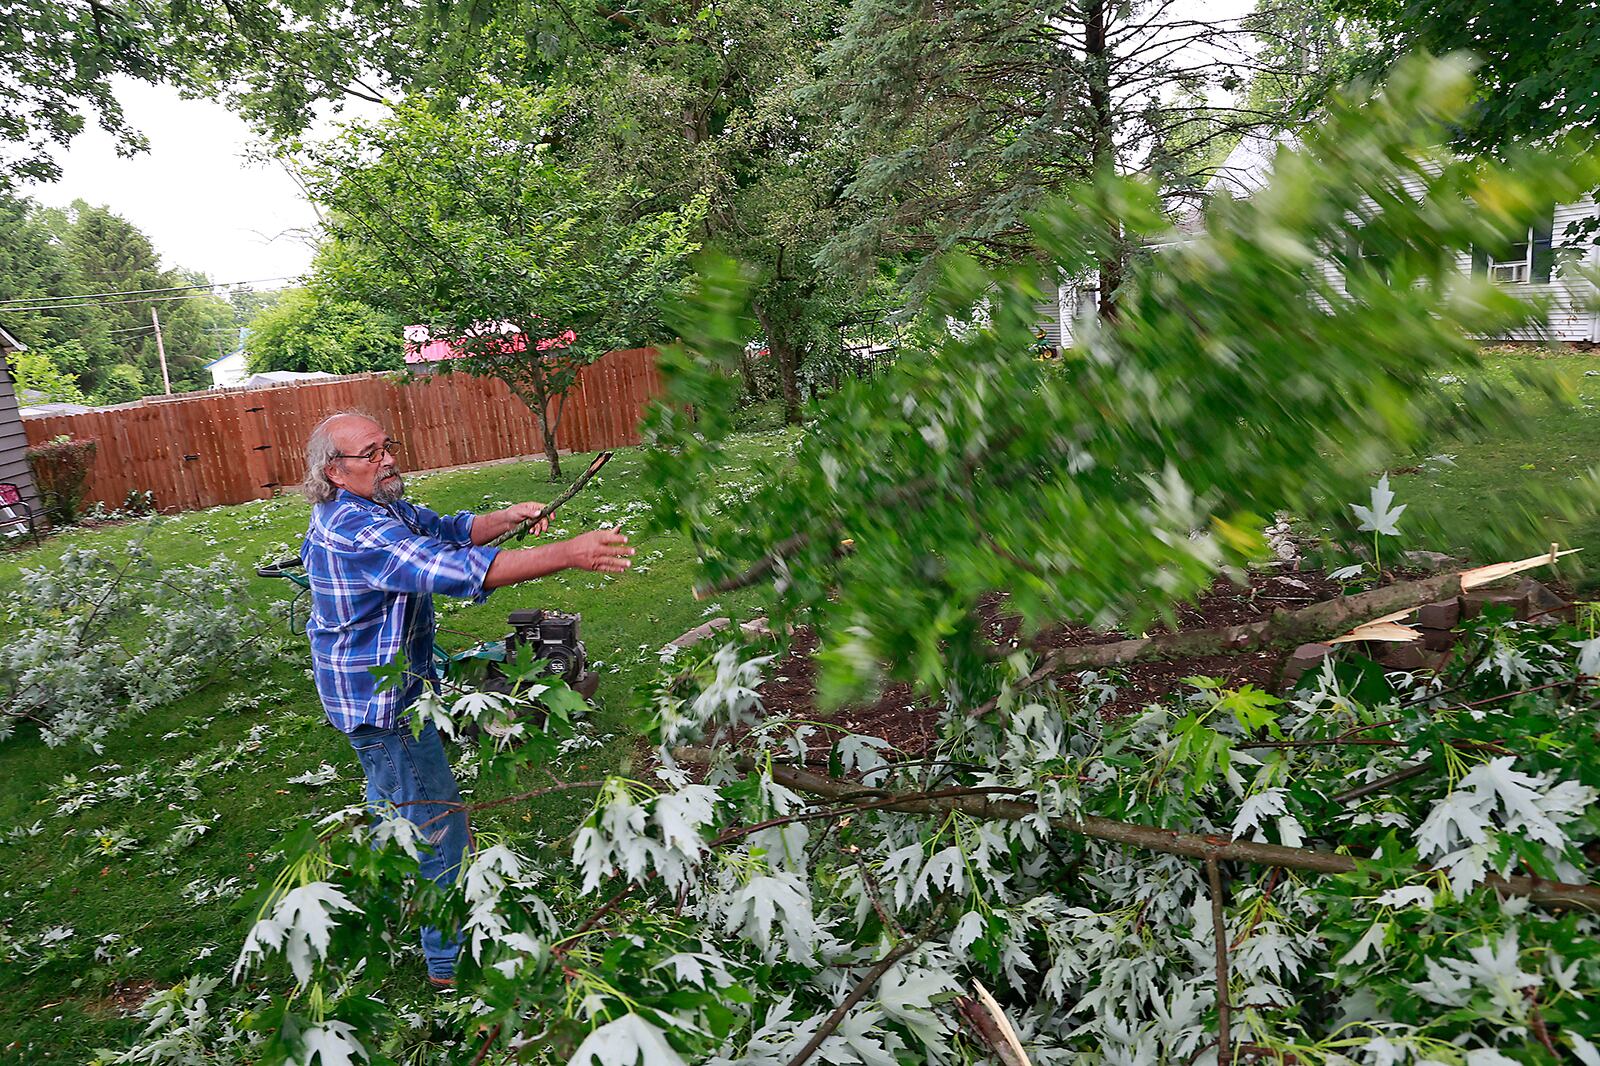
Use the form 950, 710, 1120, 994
1204, 133, 1600, 344
1057, 134, 1600, 346
0, 322, 42, 516
206, 329, 250, 388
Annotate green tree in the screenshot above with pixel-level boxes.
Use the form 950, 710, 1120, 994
229, 285, 286, 328
5, 344, 87, 404
243, 288, 403, 376
562, 0, 878, 422
96, 364, 148, 406
0, 192, 112, 371
0, 0, 167, 187
304, 83, 701, 479
1240, 0, 1377, 119
818, 0, 1300, 316
1331, 0, 1600, 153
56, 201, 234, 398
0, 0, 479, 190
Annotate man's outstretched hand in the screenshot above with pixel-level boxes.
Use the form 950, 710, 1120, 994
483, 526, 634, 588
565, 529, 634, 573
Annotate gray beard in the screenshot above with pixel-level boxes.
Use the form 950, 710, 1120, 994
372, 473, 406, 505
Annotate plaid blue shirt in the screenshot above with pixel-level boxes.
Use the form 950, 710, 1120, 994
303, 490, 500, 733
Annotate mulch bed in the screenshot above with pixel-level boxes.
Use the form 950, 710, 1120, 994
749, 567, 1347, 760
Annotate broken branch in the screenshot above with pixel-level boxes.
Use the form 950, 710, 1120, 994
972, 550, 1576, 718
673, 749, 1600, 913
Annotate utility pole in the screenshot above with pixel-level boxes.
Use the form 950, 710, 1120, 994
151, 306, 172, 395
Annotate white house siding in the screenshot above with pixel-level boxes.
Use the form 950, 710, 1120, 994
207, 349, 249, 388
1033, 290, 1065, 348
1503, 199, 1599, 343
1315, 196, 1599, 344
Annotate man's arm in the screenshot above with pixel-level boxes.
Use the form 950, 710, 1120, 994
470, 501, 549, 546
484, 529, 633, 589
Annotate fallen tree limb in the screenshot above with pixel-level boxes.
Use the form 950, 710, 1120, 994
674, 748, 1600, 913
972, 549, 1577, 718
1207, 858, 1232, 1066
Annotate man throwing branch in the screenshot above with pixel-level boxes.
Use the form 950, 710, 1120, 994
299, 411, 633, 988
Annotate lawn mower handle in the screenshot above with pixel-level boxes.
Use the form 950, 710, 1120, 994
256, 555, 304, 578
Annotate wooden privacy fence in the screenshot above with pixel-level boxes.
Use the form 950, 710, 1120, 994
22, 347, 662, 514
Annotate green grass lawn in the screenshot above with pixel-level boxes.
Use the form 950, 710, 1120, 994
0, 433, 787, 1063
1390, 349, 1600, 589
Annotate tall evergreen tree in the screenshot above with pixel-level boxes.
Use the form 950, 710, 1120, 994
56, 202, 233, 395
819, 0, 1301, 315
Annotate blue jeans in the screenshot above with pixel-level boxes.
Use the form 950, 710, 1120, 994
347, 720, 471, 979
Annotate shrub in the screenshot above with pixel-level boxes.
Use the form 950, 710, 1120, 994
25, 435, 97, 525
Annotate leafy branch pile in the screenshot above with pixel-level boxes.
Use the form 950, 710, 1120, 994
152, 606, 1600, 1066
126, 58, 1600, 1066
0, 538, 278, 748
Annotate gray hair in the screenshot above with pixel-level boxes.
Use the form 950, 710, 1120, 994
302, 410, 376, 504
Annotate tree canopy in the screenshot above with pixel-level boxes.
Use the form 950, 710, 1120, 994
242, 288, 404, 376
1331, 0, 1600, 153
304, 82, 702, 478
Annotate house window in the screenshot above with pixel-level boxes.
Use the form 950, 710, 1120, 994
1489, 228, 1533, 284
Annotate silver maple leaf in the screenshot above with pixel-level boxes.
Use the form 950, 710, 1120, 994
1351, 474, 1407, 536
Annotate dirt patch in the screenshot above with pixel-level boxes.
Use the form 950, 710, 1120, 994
80, 978, 160, 1019
748, 567, 1347, 760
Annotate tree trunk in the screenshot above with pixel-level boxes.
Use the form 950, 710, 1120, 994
752, 299, 803, 425
739, 347, 761, 401
528, 372, 562, 481
1084, 0, 1122, 319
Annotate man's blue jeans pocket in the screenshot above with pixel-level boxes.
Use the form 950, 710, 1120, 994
346, 720, 470, 978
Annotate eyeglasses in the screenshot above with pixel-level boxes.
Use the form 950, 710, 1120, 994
332, 439, 402, 464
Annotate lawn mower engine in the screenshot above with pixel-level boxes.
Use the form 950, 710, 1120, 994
470, 609, 599, 743
504, 608, 600, 700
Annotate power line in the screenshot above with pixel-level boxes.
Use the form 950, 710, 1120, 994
0, 287, 292, 314
0, 275, 298, 309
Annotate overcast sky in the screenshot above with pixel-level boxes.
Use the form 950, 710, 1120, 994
32, 0, 1259, 290
36, 79, 327, 287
